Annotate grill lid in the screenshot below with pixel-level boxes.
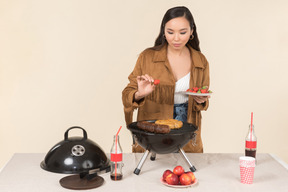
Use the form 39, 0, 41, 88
40, 126, 110, 174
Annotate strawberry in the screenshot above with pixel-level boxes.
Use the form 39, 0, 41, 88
153, 79, 160, 85
192, 87, 199, 92
200, 89, 208, 93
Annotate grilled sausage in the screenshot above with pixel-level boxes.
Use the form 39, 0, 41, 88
137, 121, 170, 134
137, 121, 154, 132
143, 121, 155, 132
154, 124, 170, 134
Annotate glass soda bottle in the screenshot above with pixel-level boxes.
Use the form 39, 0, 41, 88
245, 124, 257, 158
110, 135, 123, 180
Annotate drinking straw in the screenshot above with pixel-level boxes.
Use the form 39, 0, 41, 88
116, 126, 122, 137
250, 112, 253, 141
115, 126, 122, 180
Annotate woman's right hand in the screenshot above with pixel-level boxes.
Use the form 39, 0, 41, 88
134, 74, 155, 101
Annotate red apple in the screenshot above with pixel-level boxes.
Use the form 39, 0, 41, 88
162, 169, 172, 181
179, 173, 192, 185
173, 165, 184, 176
165, 173, 179, 185
186, 171, 196, 183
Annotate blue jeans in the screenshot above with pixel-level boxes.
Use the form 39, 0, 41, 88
173, 103, 188, 122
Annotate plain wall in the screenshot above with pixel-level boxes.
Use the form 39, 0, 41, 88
1, 0, 288, 169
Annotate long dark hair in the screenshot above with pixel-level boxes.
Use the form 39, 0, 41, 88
152, 6, 200, 51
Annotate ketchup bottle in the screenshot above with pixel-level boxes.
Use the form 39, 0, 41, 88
245, 113, 257, 158
110, 135, 123, 180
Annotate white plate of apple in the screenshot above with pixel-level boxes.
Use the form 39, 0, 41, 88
161, 165, 198, 188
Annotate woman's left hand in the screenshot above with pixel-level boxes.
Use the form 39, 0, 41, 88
193, 96, 210, 104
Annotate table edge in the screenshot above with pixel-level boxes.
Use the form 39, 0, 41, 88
269, 153, 288, 170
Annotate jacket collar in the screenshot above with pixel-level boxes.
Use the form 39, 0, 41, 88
152, 44, 168, 62
153, 44, 204, 69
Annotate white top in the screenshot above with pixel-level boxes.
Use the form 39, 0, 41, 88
174, 72, 190, 104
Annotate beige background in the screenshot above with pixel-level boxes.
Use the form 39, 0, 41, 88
1, 0, 288, 169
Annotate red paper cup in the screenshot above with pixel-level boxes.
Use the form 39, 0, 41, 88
239, 156, 255, 184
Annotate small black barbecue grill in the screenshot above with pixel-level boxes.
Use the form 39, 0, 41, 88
128, 120, 198, 175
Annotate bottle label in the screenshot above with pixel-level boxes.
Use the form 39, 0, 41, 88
246, 141, 257, 149
111, 153, 122, 162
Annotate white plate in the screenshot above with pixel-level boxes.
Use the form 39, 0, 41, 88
179, 91, 212, 97
161, 178, 198, 188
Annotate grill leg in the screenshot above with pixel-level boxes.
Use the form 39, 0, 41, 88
179, 148, 197, 172
150, 152, 156, 161
134, 150, 150, 175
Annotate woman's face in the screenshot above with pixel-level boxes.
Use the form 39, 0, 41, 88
164, 17, 193, 51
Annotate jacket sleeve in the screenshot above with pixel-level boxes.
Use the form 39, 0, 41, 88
122, 53, 146, 125
193, 54, 210, 111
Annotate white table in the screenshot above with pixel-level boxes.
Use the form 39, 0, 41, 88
0, 153, 288, 192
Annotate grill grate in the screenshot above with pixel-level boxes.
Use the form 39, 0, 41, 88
128, 120, 198, 135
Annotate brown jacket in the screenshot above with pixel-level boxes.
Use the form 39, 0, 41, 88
122, 44, 210, 153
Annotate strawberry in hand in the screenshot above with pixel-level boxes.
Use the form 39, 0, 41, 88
153, 79, 160, 85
